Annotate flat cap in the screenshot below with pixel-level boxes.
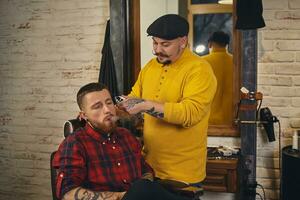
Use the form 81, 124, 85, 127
147, 14, 189, 40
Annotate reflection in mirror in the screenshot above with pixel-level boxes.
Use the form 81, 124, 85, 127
203, 31, 233, 126
192, 12, 233, 125
193, 13, 232, 55
188, 1, 239, 134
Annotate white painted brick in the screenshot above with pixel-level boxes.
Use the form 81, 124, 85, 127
257, 157, 280, 168
265, 19, 300, 30
257, 85, 272, 96
257, 167, 280, 178
290, 119, 300, 128
257, 63, 276, 74
276, 11, 300, 20
263, 10, 276, 20
289, 0, 300, 9
275, 40, 300, 51
263, 0, 288, 9
292, 98, 300, 107
270, 107, 300, 118
274, 63, 300, 75
296, 52, 300, 62
258, 39, 274, 51
257, 148, 279, 158
269, 86, 296, 97
258, 75, 292, 86
293, 76, 300, 86
258, 51, 295, 63
259, 97, 291, 107
256, 178, 280, 189
262, 189, 280, 200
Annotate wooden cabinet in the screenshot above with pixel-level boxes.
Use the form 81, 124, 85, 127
203, 159, 238, 193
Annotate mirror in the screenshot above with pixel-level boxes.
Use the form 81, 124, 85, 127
128, 0, 241, 136
187, 0, 241, 136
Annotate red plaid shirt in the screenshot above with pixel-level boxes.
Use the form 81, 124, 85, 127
52, 124, 153, 197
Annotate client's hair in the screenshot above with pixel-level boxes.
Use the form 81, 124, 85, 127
77, 82, 108, 110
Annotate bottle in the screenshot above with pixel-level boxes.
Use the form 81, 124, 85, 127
292, 130, 298, 150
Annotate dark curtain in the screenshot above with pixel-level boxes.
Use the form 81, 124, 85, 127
99, 20, 119, 98
235, 0, 265, 30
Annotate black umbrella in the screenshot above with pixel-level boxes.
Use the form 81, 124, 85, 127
99, 20, 119, 98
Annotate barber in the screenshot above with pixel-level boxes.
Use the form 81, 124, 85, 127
120, 14, 217, 196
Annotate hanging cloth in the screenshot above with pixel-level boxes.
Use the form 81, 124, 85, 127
98, 20, 119, 98
235, 0, 266, 30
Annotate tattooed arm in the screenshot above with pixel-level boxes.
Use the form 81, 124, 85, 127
120, 97, 164, 119
62, 187, 125, 200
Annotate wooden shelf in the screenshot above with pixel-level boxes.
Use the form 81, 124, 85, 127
203, 159, 238, 193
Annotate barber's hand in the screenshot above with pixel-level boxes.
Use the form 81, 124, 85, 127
119, 97, 148, 115
115, 105, 131, 119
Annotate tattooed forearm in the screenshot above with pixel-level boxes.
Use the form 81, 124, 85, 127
125, 98, 145, 109
98, 192, 114, 200
145, 107, 164, 118
73, 187, 115, 200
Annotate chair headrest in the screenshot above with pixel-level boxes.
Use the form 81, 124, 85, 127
63, 118, 86, 138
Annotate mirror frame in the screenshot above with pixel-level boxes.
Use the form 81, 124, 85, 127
127, 0, 241, 137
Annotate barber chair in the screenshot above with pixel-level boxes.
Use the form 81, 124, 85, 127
50, 118, 86, 200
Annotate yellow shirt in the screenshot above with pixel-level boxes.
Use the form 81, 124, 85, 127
202, 48, 233, 125
129, 48, 217, 183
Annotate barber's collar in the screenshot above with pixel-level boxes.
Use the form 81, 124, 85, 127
210, 47, 227, 53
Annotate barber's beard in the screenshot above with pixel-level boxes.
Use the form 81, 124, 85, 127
153, 52, 171, 65
156, 58, 171, 65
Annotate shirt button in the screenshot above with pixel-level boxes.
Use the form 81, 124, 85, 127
164, 70, 167, 72
155, 95, 158, 98
117, 162, 121, 166
160, 82, 162, 85
102, 142, 106, 145
112, 146, 116, 150
123, 179, 127, 183
161, 76, 165, 79
113, 140, 116, 144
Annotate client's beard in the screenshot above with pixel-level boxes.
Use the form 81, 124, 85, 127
88, 119, 117, 134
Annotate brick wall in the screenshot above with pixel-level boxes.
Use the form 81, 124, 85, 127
257, 0, 300, 199
0, 0, 109, 199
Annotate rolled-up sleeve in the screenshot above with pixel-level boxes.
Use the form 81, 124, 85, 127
164, 66, 217, 128
52, 136, 86, 197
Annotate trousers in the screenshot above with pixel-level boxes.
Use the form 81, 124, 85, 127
122, 179, 196, 200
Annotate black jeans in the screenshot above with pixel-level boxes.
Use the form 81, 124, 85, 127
122, 179, 194, 200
